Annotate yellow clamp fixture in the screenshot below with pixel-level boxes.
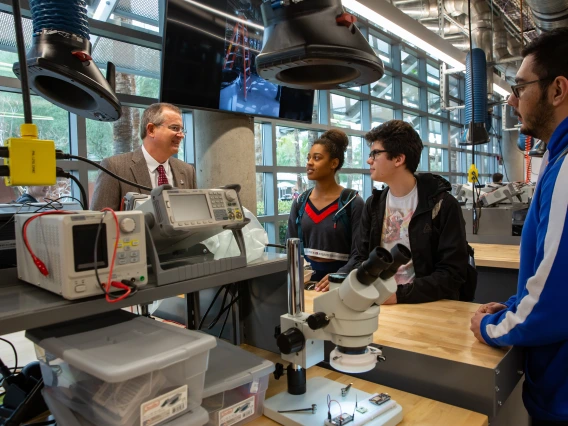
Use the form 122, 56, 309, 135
467, 164, 479, 184
3, 123, 56, 186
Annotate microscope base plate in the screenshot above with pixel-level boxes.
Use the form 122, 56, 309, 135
264, 377, 403, 426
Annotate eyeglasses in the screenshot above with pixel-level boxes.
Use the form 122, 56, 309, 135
368, 149, 389, 160
155, 124, 187, 136
510, 78, 551, 98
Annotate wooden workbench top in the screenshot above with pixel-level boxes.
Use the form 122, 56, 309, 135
470, 243, 520, 269
244, 345, 488, 426
304, 291, 508, 369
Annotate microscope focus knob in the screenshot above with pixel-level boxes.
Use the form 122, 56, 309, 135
307, 312, 330, 330
277, 328, 305, 355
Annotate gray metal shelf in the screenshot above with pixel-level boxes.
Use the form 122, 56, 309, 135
0, 253, 287, 334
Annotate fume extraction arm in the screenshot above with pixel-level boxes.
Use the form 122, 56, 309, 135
12, 0, 121, 121
256, 0, 385, 90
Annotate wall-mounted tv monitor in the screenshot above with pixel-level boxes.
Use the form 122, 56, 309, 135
161, 0, 315, 123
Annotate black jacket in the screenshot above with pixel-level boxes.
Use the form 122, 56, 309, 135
357, 173, 468, 304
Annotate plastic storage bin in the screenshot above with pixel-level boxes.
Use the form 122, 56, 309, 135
42, 387, 210, 426
26, 311, 216, 426
202, 338, 274, 426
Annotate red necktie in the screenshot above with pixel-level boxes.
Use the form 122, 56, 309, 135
157, 164, 169, 186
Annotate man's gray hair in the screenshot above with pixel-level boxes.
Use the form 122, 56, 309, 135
140, 102, 182, 140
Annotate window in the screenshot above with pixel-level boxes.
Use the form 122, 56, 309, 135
337, 174, 364, 192
87, 0, 160, 33
368, 34, 391, 65
256, 173, 266, 216
371, 73, 393, 101
450, 126, 462, 147
254, 122, 263, 166
330, 94, 362, 130
428, 119, 443, 144
278, 220, 288, 245
450, 150, 459, 172
404, 113, 420, 132
429, 147, 446, 172
426, 63, 440, 88
0, 91, 70, 153
344, 136, 364, 169
449, 76, 460, 98
0, 51, 18, 78
401, 50, 419, 77
428, 92, 442, 115
85, 106, 145, 161
492, 136, 500, 154
402, 82, 420, 109
449, 100, 462, 123
277, 173, 313, 214
275, 127, 317, 167
312, 91, 319, 123
371, 103, 394, 127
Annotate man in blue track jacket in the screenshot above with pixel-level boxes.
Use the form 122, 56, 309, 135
470, 28, 568, 426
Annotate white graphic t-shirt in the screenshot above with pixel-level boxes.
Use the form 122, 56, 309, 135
380, 184, 418, 285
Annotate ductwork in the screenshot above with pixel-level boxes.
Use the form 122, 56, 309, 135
524, 0, 568, 33
493, 18, 510, 61
423, 20, 463, 35
392, 0, 438, 19
508, 36, 522, 57
442, 0, 492, 58
444, 0, 467, 17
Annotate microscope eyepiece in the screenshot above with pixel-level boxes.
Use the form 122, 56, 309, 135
356, 247, 393, 285
379, 244, 412, 280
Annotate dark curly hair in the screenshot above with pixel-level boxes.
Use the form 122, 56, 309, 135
364, 120, 423, 173
521, 28, 568, 91
313, 129, 350, 173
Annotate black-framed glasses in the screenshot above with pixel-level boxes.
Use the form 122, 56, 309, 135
155, 124, 187, 136
511, 78, 551, 98
368, 149, 389, 160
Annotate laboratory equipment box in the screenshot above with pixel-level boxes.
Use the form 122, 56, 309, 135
42, 387, 210, 426
26, 311, 216, 426
202, 339, 274, 426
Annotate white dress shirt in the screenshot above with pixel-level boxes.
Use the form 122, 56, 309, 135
142, 144, 173, 189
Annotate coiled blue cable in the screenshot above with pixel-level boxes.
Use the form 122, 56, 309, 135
29, 0, 90, 40
465, 48, 488, 126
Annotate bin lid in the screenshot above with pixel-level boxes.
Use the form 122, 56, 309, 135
42, 387, 209, 426
26, 310, 216, 383
203, 338, 275, 398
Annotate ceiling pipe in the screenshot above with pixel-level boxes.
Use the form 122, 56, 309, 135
493, 18, 510, 61
524, 0, 568, 32
507, 35, 522, 56
392, 0, 438, 19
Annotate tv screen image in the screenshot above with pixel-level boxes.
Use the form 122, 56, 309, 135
161, 0, 315, 123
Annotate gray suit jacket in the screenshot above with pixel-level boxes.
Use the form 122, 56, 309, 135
91, 147, 197, 211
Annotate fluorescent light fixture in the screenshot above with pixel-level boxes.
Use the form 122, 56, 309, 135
342, 0, 463, 69
185, 0, 264, 31
493, 84, 510, 98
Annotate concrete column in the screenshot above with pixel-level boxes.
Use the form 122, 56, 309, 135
502, 130, 525, 182
193, 110, 256, 212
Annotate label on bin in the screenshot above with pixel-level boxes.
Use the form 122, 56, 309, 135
218, 396, 255, 426
140, 385, 188, 426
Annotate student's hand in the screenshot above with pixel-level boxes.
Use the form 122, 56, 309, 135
382, 293, 397, 305
470, 311, 489, 344
315, 275, 330, 292
476, 302, 507, 315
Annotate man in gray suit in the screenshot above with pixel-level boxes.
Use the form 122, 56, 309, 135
91, 102, 197, 211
